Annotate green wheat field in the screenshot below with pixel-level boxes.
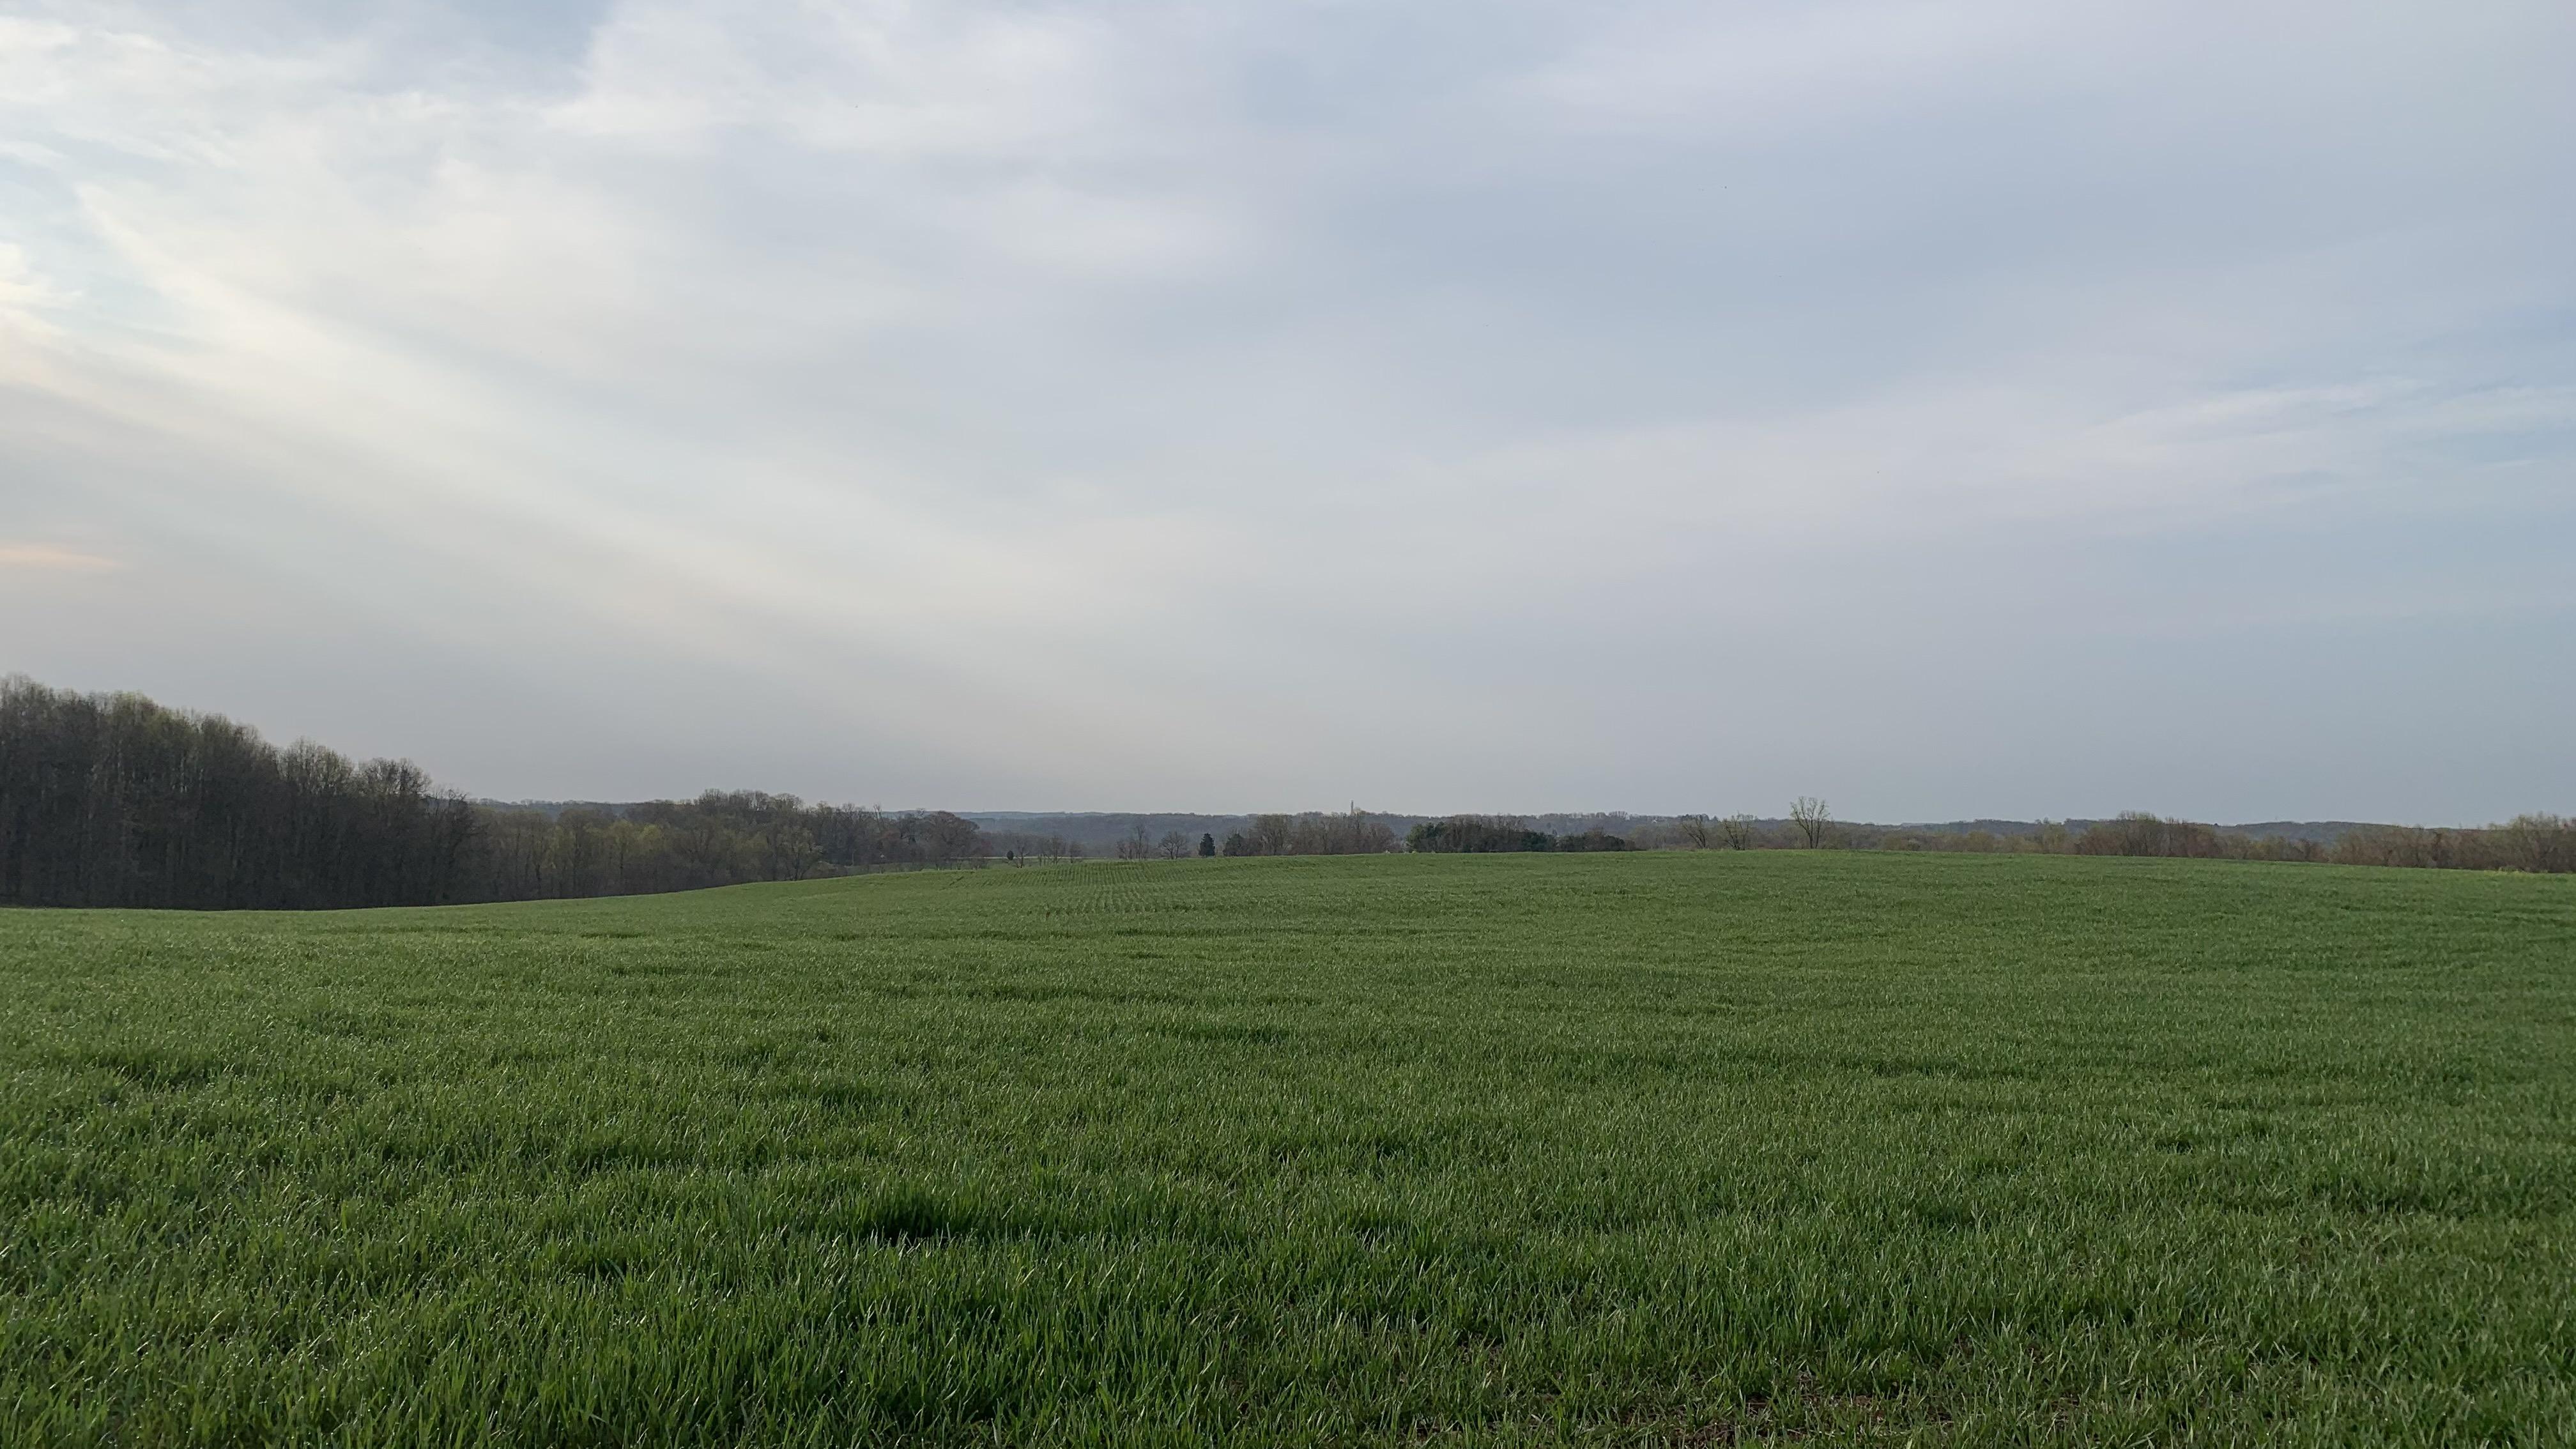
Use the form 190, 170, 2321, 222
3, 853, 2571, 1446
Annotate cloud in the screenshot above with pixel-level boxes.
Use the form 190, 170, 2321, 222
1526, 0, 2078, 135
0, 0, 2568, 819
0, 542, 119, 572
552, 0, 1114, 157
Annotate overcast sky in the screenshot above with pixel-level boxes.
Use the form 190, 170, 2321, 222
3, 1, 2570, 822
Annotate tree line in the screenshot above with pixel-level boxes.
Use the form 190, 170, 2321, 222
473, 793, 985, 901
984, 809, 1406, 862
0, 678, 987, 910
5, 678, 2566, 910
1404, 816, 1635, 853
1218, 810, 1399, 857
1637, 802, 2575, 873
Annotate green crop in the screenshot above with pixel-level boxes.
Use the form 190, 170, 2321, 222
3, 852, 2570, 1445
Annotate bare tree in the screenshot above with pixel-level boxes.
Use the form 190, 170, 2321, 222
1718, 813, 1758, 850
1676, 813, 1713, 850
1246, 813, 1296, 855
1157, 829, 1189, 860
2498, 813, 2576, 874
1790, 797, 1832, 848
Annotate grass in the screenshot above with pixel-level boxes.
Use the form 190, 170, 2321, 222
1, 851, 2571, 1446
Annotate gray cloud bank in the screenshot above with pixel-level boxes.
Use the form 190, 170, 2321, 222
3, 0, 2570, 822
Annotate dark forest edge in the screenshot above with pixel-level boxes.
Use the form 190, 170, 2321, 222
2, 678, 2568, 910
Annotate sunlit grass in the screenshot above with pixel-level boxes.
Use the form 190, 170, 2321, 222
3, 852, 2571, 1445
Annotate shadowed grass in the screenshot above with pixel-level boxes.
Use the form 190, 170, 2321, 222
1, 852, 2572, 1445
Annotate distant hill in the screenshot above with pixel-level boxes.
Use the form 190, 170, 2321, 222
487, 804, 2387, 851
473, 799, 638, 818
1901, 819, 2376, 844
963, 811, 1755, 852
2223, 822, 2380, 845
965, 813, 1416, 851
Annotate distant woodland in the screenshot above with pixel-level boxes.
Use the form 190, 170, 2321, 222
985, 806, 2573, 874
2, 677, 2567, 910
0, 679, 983, 910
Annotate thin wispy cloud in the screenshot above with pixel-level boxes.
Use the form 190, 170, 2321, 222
0, 543, 119, 572
1, 0, 2568, 820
